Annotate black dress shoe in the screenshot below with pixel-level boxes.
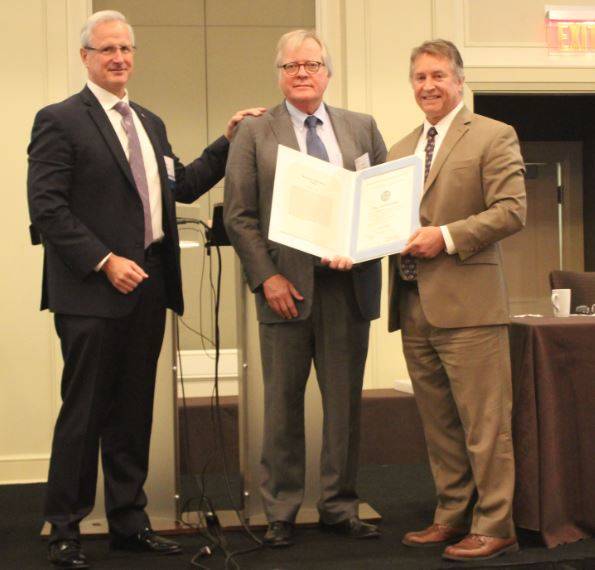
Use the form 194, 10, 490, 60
48, 540, 89, 568
263, 521, 294, 547
110, 527, 182, 555
320, 517, 381, 539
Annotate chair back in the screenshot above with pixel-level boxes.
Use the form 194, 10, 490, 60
549, 270, 595, 310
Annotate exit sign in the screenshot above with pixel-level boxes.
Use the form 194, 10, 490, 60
546, 6, 595, 52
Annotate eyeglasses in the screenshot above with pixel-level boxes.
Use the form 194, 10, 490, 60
278, 61, 325, 76
575, 304, 595, 315
85, 44, 136, 57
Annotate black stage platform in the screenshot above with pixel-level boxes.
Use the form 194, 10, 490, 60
2, 463, 594, 569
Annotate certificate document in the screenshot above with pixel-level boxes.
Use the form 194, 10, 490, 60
268, 145, 423, 262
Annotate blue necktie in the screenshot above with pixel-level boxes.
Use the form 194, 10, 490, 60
304, 115, 330, 268
304, 115, 329, 162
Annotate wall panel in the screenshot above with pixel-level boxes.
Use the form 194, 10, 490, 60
94, 0, 204, 26
0, 0, 89, 484
206, 0, 314, 27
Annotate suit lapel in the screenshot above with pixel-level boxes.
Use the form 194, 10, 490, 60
81, 87, 136, 190
268, 103, 300, 150
131, 102, 174, 221
424, 107, 471, 192
131, 103, 163, 163
401, 127, 423, 157
326, 105, 357, 170
267, 103, 358, 171
131, 102, 168, 190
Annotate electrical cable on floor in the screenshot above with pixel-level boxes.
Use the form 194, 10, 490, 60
206, 242, 263, 569
175, 315, 213, 526
177, 218, 264, 569
176, 221, 228, 565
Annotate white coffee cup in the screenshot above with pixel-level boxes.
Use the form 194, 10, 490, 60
551, 288, 571, 317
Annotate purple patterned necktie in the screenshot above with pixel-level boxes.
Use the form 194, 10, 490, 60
400, 126, 438, 281
114, 101, 153, 248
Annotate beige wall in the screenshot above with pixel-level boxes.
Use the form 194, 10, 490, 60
94, 0, 315, 351
0, 0, 54, 485
0, 0, 90, 484
320, 0, 595, 389
0, 0, 317, 483
318, 0, 437, 388
4, 0, 595, 483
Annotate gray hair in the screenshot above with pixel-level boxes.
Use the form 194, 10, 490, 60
409, 39, 464, 81
80, 10, 135, 48
275, 29, 333, 77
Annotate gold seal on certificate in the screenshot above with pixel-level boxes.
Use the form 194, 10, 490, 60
268, 145, 423, 262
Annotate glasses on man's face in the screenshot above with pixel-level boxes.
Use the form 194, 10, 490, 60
575, 304, 595, 315
278, 60, 325, 76
85, 44, 136, 57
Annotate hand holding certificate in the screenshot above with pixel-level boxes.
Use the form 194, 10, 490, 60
268, 145, 423, 262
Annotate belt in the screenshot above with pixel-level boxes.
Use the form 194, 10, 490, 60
400, 278, 418, 288
145, 241, 164, 259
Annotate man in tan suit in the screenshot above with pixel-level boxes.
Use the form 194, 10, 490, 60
388, 40, 526, 562
224, 30, 386, 547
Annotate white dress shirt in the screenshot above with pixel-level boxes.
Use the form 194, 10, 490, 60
87, 80, 164, 258
285, 100, 343, 167
414, 100, 465, 254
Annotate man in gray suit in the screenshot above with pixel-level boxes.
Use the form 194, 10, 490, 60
224, 29, 386, 547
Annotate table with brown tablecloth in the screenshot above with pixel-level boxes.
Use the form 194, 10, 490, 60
509, 316, 595, 547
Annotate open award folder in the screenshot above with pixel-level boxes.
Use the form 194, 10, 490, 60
268, 145, 423, 262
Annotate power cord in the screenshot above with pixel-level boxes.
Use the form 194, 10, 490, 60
177, 217, 264, 569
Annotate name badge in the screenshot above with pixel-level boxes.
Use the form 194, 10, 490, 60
164, 156, 175, 181
355, 152, 371, 171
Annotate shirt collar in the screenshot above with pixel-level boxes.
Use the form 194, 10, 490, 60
285, 99, 328, 129
422, 100, 464, 139
87, 80, 130, 112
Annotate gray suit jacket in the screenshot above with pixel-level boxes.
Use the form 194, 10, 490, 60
224, 102, 387, 324
388, 106, 527, 331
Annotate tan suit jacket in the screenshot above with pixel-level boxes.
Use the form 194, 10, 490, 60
388, 106, 526, 330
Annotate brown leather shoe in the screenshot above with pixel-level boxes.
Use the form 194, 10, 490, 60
442, 533, 519, 561
402, 523, 467, 547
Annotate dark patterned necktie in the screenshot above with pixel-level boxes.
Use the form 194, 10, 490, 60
304, 115, 329, 162
114, 101, 153, 248
424, 126, 438, 181
400, 126, 438, 281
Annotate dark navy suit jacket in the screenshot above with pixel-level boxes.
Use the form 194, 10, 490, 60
28, 86, 228, 317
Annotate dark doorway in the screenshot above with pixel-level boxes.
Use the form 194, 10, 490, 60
474, 94, 595, 272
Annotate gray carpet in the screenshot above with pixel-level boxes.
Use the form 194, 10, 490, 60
1, 463, 594, 569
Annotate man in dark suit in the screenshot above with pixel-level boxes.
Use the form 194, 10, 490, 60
27, 10, 263, 569
224, 29, 386, 548
387, 40, 526, 562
